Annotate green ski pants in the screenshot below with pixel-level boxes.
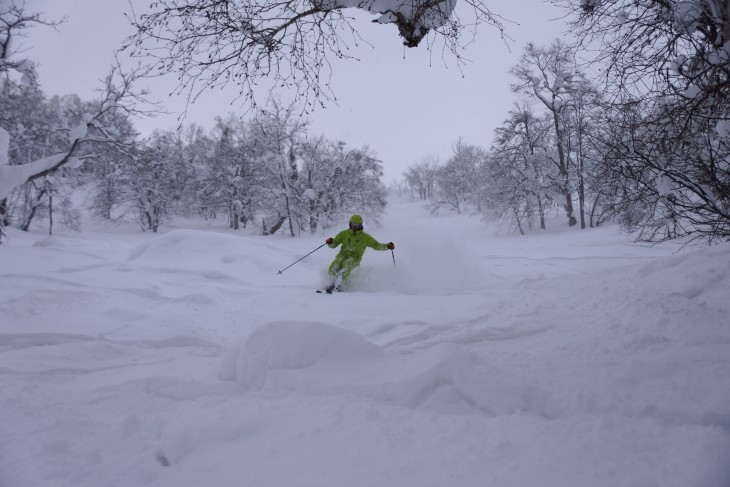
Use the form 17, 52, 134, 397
328, 253, 360, 285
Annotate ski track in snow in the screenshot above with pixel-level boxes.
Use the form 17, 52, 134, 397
1, 196, 730, 487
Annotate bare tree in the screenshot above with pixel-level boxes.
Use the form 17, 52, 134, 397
123, 0, 507, 111
511, 40, 580, 226
433, 138, 484, 214
1, 63, 153, 200
597, 101, 730, 244
388, 178, 408, 198
488, 103, 554, 231
253, 99, 309, 236
559, 75, 601, 229
556, 0, 730, 243
404, 156, 439, 200
0, 0, 63, 239
0, 62, 155, 241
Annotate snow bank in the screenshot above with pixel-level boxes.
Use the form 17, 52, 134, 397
4, 195, 730, 487
126, 229, 288, 278
127, 230, 244, 262
157, 403, 260, 466
220, 321, 549, 415
219, 320, 385, 386
636, 242, 730, 300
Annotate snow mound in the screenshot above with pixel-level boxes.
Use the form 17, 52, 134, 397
125, 229, 285, 276
219, 321, 385, 386
220, 321, 549, 415
158, 403, 260, 466
127, 230, 244, 262
636, 242, 730, 300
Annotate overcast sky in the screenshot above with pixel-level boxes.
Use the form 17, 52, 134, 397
21, 0, 568, 182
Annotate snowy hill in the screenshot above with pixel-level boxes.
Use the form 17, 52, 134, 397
1, 196, 729, 486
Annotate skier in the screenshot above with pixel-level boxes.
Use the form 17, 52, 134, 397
321, 214, 395, 293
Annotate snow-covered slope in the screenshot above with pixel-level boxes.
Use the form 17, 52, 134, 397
1, 196, 729, 486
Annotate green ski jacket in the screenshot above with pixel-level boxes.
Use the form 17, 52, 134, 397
329, 228, 388, 263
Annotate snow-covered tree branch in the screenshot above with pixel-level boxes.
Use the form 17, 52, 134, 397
555, 0, 730, 243
0, 1, 62, 87
0, 63, 151, 203
123, 0, 507, 110
0, 62, 156, 242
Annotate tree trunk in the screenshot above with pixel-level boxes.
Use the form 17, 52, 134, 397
0, 197, 8, 227
48, 191, 53, 236
309, 199, 318, 232
513, 207, 525, 235
537, 194, 546, 230
20, 208, 37, 231
285, 196, 295, 237
578, 172, 586, 229
552, 111, 577, 226
20, 201, 41, 232
231, 208, 240, 229
266, 215, 287, 235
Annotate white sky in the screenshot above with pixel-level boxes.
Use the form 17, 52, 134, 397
21, 0, 568, 182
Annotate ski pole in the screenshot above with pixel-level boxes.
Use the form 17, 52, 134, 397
276, 243, 327, 275
391, 249, 396, 266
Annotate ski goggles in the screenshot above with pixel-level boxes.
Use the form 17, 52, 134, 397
349, 222, 363, 231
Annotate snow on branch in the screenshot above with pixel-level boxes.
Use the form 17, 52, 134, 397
0, 150, 72, 201
123, 0, 507, 113
0, 62, 157, 201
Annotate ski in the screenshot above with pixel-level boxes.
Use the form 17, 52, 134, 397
316, 284, 341, 294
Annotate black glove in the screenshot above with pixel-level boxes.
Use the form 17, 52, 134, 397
387, 242, 395, 250
326, 237, 333, 245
